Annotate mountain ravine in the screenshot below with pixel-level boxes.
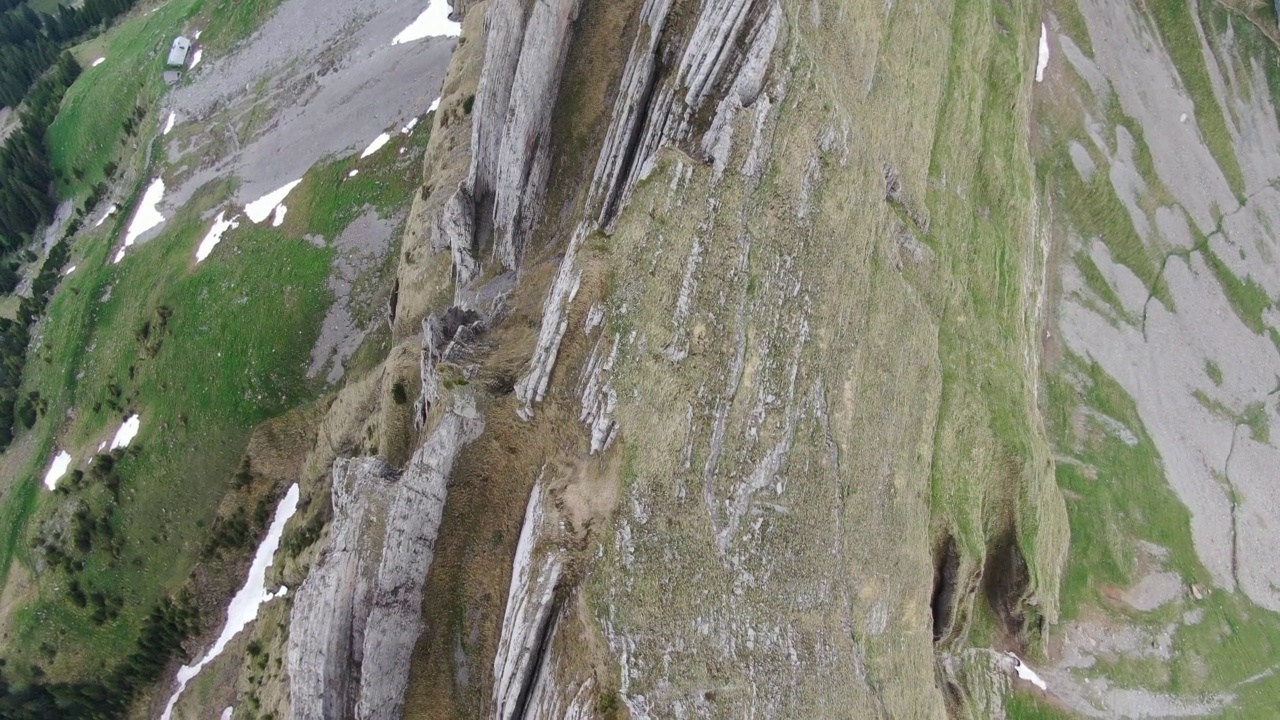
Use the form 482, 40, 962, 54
194, 0, 1280, 717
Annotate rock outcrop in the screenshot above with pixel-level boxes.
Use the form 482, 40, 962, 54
355, 392, 484, 719
287, 458, 396, 720
467, 0, 581, 270
490, 482, 565, 720
284, 0, 1081, 715
286, 306, 486, 719
589, 0, 782, 223
435, 186, 478, 286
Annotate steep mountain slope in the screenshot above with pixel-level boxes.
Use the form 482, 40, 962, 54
271, 0, 1069, 716
228, 0, 1280, 718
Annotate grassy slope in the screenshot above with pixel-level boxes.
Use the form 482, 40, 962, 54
923, 0, 1068, 629
583, 0, 1067, 713
47, 0, 285, 203
0, 0, 431, 684
1042, 352, 1280, 715
49, 0, 202, 202
1, 130, 431, 681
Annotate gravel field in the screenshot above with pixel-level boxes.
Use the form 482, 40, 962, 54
307, 207, 401, 383
164, 0, 455, 209
1058, 0, 1280, 613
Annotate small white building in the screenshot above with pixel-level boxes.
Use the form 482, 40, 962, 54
166, 37, 191, 67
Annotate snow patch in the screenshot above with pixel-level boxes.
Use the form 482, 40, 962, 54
64, 265, 76, 276
1008, 652, 1048, 690
163, 111, 176, 135
220, 708, 232, 720
391, 0, 460, 44
110, 414, 141, 450
272, 205, 287, 227
189, 48, 203, 69
115, 178, 166, 263
160, 484, 300, 720
91, 57, 105, 67
94, 204, 118, 227
196, 211, 240, 262
244, 179, 302, 223
428, 96, 441, 113
401, 117, 418, 134
43, 451, 72, 490
1035, 23, 1049, 83
360, 132, 391, 158
347, 169, 359, 178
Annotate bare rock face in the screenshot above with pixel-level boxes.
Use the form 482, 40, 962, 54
434, 185, 478, 286
488, 0, 580, 270
513, 222, 586, 418
283, 0, 1086, 715
491, 483, 565, 720
286, 397, 482, 720
355, 393, 484, 719
287, 457, 396, 720
467, 0, 580, 271
287, 305, 486, 719
590, 0, 781, 225
467, 0, 529, 206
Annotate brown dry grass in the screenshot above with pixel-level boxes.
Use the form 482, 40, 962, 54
393, 5, 489, 340
395, 8, 646, 709
399, 242, 618, 718
376, 338, 425, 468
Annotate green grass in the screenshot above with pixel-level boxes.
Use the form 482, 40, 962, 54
909, 0, 1071, 641
1006, 689, 1074, 720
47, 0, 283, 203
3, 193, 333, 681
1037, 137, 1171, 309
1074, 249, 1129, 320
1202, 245, 1275, 336
1035, 6, 1280, 712
1205, 2, 1280, 128
1144, 0, 1246, 201
1, 116, 431, 683
1192, 390, 1270, 444
0, 450, 41, 586
0, 57, 433, 687
287, 125, 435, 240
25, 0, 62, 13
48, 0, 205, 201
1168, 590, 1280, 707
1205, 359, 1223, 386
1045, 354, 1206, 618
1241, 401, 1269, 444
1050, 0, 1094, 59
194, 0, 285, 53
1045, 353, 1280, 712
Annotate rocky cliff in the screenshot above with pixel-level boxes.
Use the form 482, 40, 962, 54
274, 0, 1148, 715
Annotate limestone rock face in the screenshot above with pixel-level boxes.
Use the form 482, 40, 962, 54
434, 186, 477, 286
488, 0, 579, 270
286, 310, 485, 719
283, 0, 1087, 715
468, 0, 580, 270
491, 483, 564, 720
589, 0, 781, 224
287, 457, 396, 720
355, 394, 484, 719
